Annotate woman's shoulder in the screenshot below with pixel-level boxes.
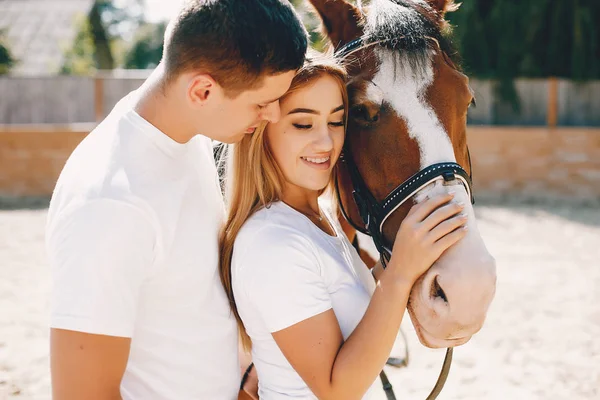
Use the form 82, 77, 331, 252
233, 203, 319, 267
237, 203, 312, 245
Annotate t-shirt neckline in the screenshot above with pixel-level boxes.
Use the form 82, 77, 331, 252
276, 201, 340, 240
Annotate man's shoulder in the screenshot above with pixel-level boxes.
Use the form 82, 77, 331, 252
51, 112, 168, 222
47, 195, 156, 238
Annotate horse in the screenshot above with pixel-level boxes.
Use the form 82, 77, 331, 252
307, 0, 497, 397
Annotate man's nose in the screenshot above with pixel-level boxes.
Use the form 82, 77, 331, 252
260, 101, 281, 124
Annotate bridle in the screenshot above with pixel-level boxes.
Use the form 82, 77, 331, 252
337, 150, 474, 265
334, 36, 474, 400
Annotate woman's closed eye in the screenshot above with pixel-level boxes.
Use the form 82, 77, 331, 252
292, 121, 345, 130
293, 123, 312, 130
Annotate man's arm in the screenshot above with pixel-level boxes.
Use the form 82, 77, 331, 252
51, 329, 131, 400
47, 199, 157, 399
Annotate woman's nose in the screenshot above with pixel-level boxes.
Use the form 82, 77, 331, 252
313, 124, 334, 151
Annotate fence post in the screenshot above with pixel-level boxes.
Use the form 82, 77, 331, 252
547, 77, 558, 127
94, 75, 104, 123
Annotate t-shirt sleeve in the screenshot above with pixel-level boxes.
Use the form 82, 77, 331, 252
46, 199, 156, 338
236, 227, 332, 333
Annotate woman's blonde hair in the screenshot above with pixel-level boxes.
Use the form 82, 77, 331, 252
218, 53, 348, 351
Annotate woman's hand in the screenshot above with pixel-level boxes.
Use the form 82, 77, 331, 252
386, 192, 467, 285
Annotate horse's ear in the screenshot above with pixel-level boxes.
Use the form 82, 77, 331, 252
425, 0, 460, 17
307, 0, 363, 50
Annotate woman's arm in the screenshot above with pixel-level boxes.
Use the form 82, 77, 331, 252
371, 260, 384, 282
272, 192, 467, 400
272, 273, 411, 400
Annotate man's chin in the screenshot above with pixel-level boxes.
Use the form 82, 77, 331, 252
218, 133, 247, 145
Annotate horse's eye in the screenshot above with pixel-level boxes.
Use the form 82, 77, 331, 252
350, 103, 381, 126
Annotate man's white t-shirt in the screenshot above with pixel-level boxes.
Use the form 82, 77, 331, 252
46, 93, 240, 399
231, 201, 378, 399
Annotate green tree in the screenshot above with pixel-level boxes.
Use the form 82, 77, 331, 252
0, 31, 16, 75
60, 16, 97, 75
448, 0, 600, 80
96, 0, 145, 41
124, 22, 166, 69
61, 0, 145, 74
292, 0, 328, 51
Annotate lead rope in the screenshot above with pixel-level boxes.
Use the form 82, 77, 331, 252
353, 235, 454, 400
426, 348, 453, 400
380, 370, 396, 400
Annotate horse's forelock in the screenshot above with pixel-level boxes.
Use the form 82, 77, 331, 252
361, 0, 460, 72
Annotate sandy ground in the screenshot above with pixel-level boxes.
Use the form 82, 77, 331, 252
0, 199, 599, 400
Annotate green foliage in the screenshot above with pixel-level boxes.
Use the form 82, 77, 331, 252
124, 22, 166, 69
292, 0, 329, 52
0, 30, 16, 75
60, 0, 145, 74
60, 15, 97, 75
448, 0, 600, 80
96, 0, 145, 41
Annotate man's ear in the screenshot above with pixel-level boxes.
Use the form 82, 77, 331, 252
188, 74, 220, 107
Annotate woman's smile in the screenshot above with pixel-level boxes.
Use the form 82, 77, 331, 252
300, 155, 332, 170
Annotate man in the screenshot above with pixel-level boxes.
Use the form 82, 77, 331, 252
46, 1, 307, 399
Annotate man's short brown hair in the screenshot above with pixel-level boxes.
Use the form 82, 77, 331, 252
163, 0, 308, 94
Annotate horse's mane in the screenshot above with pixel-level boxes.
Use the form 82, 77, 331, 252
362, 0, 461, 74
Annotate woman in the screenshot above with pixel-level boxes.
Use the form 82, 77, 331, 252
219, 55, 468, 399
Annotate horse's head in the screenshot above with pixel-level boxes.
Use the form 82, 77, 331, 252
309, 0, 496, 348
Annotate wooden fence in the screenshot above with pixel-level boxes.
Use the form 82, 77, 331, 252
467, 79, 600, 126
0, 72, 599, 126
1, 71, 598, 200
0, 124, 598, 200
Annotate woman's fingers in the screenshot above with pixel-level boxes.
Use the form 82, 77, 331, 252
420, 200, 465, 232
426, 213, 468, 243
407, 192, 455, 223
432, 225, 468, 256
388, 192, 469, 284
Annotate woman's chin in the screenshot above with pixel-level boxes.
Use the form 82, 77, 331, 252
296, 180, 331, 193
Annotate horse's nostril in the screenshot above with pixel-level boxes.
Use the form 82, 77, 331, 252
430, 276, 448, 303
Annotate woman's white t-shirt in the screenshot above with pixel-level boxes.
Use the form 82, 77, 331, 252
232, 201, 377, 399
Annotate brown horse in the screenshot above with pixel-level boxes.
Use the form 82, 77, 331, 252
308, 0, 497, 353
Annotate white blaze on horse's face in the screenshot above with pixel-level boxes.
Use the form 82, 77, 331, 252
369, 49, 497, 349
369, 49, 456, 168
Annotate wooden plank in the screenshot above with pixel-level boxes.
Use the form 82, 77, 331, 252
94, 76, 104, 122
547, 77, 558, 127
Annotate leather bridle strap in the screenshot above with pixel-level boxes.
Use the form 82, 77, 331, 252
379, 162, 473, 234
340, 144, 474, 265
